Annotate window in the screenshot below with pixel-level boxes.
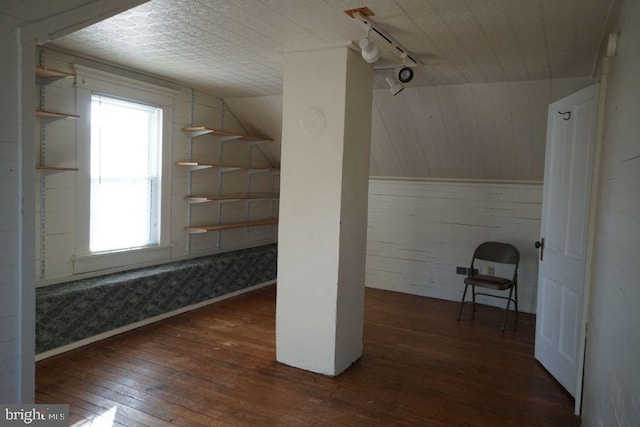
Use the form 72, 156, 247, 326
73, 65, 176, 274
90, 95, 162, 252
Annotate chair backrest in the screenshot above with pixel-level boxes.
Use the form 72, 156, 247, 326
471, 241, 520, 272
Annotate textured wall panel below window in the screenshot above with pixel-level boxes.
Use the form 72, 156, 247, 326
36, 244, 277, 354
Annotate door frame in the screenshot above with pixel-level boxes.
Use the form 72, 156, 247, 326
573, 59, 611, 416
15, 0, 148, 402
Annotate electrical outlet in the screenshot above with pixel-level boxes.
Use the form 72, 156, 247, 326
456, 266, 467, 275
487, 266, 495, 276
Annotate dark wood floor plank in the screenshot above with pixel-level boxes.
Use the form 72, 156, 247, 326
39, 362, 220, 427
36, 390, 128, 427
48, 351, 268, 426
38, 367, 177, 427
36, 285, 579, 426
68, 341, 349, 425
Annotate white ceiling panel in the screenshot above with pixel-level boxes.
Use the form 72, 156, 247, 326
51, 0, 613, 98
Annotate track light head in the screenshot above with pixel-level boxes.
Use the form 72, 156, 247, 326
385, 76, 405, 96
397, 66, 414, 83
359, 38, 381, 64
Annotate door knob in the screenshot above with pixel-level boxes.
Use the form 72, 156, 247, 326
535, 238, 545, 261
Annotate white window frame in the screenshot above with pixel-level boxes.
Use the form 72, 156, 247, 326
74, 65, 177, 274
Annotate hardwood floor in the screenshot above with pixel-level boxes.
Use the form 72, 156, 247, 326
36, 285, 579, 426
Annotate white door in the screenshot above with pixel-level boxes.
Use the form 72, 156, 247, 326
535, 84, 599, 400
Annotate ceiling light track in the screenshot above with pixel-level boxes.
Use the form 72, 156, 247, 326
345, 7, 423, 67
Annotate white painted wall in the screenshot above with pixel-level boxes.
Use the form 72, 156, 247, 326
0, 11, 24, 404
225, 95, 282, 168
366, 179, 542, 314
276, 47, 372, 375
582, 0, 640, 425
34, 48, 278, 285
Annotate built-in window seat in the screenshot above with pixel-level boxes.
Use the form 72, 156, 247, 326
36, 243, 277, 356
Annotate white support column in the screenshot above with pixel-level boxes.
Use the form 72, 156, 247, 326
276, 47, 373, 376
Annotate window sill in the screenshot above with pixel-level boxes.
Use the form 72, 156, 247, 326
73, 244, 172, 275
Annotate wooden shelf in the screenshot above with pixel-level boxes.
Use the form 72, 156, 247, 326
36, 110, 79, 120
183, 126, 272, 144
185, 194, 279, 203
186, 218, 278, 234
181, 116, 278, 238
36, 165, 79, 174
176, 161, 279, 174
36, 66, 74, 80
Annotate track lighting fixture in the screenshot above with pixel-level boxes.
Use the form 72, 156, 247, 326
386, 76, 405, 96
359, 38, 381, 63
347, 7, 422, 94
396, 66, 414, 83
346, 7, 423, 67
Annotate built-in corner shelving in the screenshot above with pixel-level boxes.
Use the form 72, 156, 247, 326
182, 126, 272, 144
180, 109, 279, 244
35, 56, 78, 281
35, 64, 79, 174
35, 106, 80, 172
185, 193, 279, 204
186, 218, 279, 234
175, 161, 279, 174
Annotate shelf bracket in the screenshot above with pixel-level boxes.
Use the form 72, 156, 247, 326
220, 135, 243, 142
220, 166, 242, 173
248, 168, 274, 175
187, 228, 209, 234
181, 164, 213, 171
185, 199, 211, 205
190, 129, 214, 137
248, 139, 270, 146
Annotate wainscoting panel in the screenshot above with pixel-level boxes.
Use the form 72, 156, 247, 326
366, 179, 542, 313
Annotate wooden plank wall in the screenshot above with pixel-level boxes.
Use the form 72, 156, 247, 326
0, 12, 22, 403
366, 178, 542, 313
582, 1, 640, 425
370, 77, 591, 180
36, 48, 278, 286
226, 77, 592, 182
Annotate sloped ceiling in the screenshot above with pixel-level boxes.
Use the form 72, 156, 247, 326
49, 0, 613, 180
51, 0, 614, 98
226, 76, 590, 180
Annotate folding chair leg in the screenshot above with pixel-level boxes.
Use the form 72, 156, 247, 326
457, 284, 469, 321
502, 286, 514, 332
514, 285, 519, 327
471, 285, 476, 316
